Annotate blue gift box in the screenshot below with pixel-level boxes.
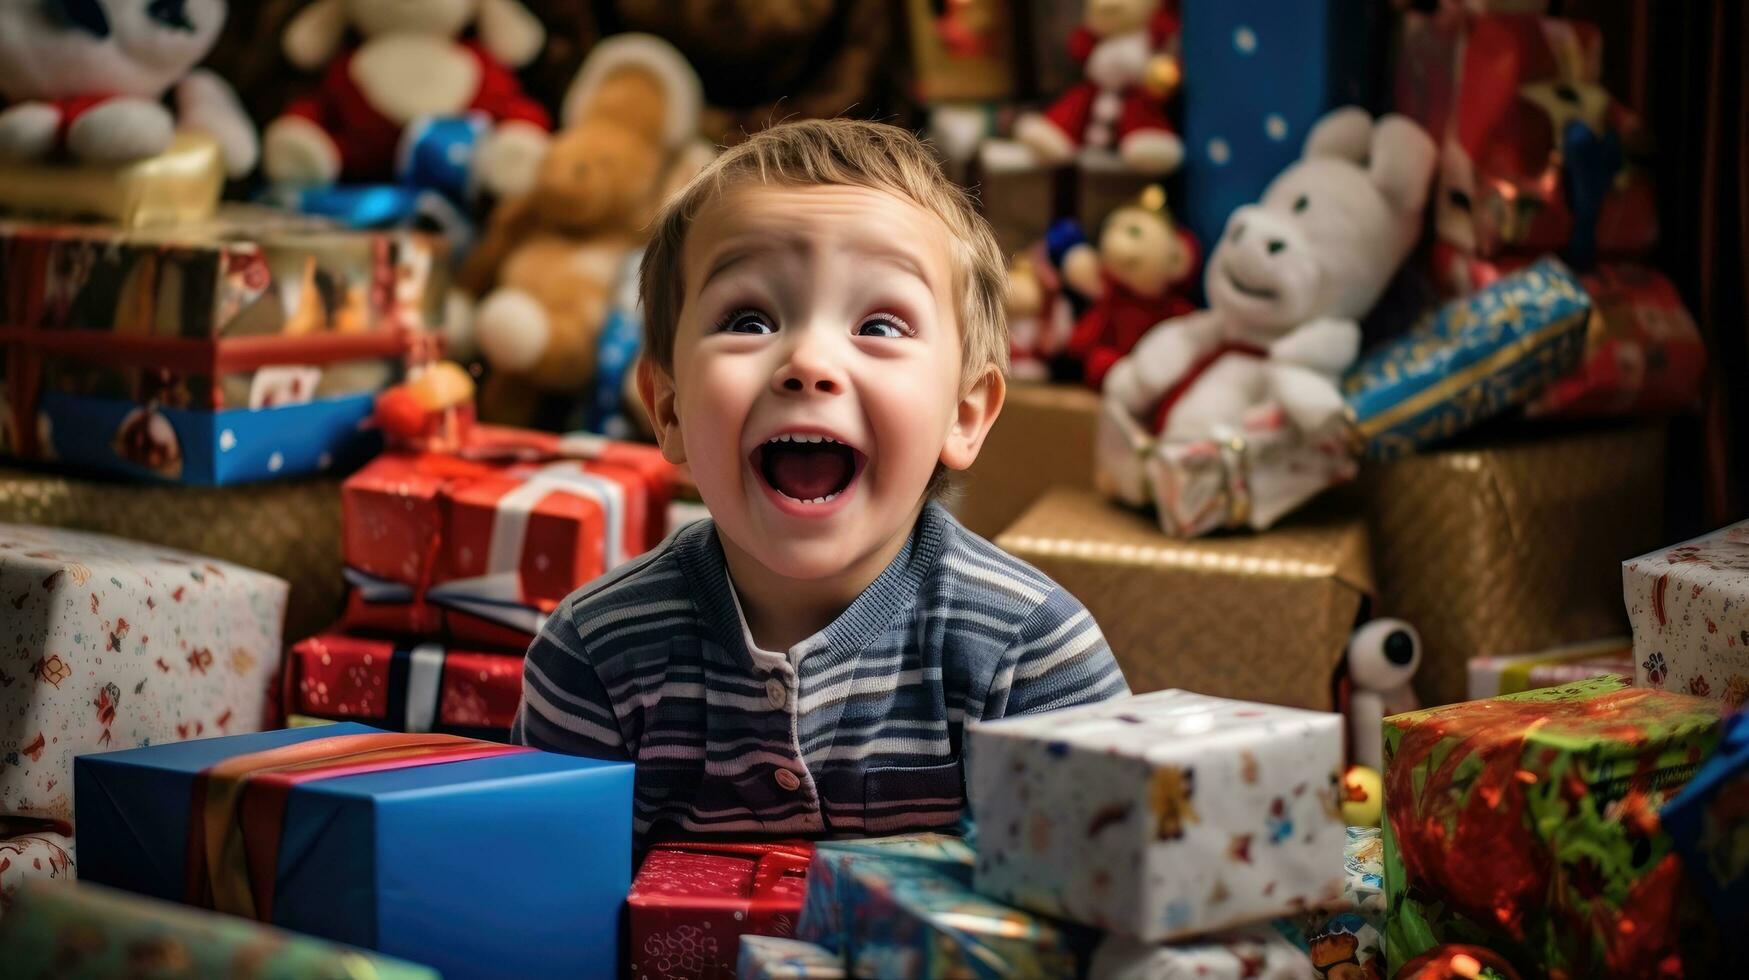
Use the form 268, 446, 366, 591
1180, 0, 1377, 248
74, 723, 634, 980
1342, 258, 1592, 460
1663, 708, 1749, 971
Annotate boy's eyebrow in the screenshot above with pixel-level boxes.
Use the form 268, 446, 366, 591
699, 233, 937, 293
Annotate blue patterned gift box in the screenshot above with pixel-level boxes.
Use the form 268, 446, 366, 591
1180, 0, 1377, 248
1343, 258, 1593, 461
796, 836, 1089, 980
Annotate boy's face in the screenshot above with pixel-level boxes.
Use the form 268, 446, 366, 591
642, 183, 1002, 582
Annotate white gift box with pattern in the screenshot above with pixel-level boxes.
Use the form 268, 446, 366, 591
1624, 519, 1749, 709
0, 524, 286, 824
966, 689, 1345, 942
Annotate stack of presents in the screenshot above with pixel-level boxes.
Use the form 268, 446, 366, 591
0, 0, 1742, 978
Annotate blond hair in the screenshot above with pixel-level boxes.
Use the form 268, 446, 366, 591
639, 119, 1009, 388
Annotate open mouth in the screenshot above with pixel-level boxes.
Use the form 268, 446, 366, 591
751, 433, 865, 506
1224, 267, 1279, 301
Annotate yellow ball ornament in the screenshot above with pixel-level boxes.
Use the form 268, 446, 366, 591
1341, 765, 1383, 827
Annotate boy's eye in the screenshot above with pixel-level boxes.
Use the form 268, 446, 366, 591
719, 310, 774, 334
857, 315, 910, 339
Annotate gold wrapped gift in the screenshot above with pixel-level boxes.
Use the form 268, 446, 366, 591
904, 0, 1015, 104
0, 466, 343, 642
1362, 423, 1666, 706
0, 132, 224, 228
952, 382, 1101, 539
997, 487, 1374, 710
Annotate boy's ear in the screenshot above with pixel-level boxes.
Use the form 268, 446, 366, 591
939, 366, 1006, 472
636, 357, 687, 465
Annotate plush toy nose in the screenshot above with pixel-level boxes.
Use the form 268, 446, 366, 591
1266, 239, 1286, 255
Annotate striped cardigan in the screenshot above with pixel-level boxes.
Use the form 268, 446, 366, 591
512, 501, 1127, 843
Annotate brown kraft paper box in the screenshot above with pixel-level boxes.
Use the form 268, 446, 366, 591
1362, 423, 1666, 707
997, 487, 1374, 711
951, 382, 1101, 540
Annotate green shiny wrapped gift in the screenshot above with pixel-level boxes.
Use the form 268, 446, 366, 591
0, 881, 437, 979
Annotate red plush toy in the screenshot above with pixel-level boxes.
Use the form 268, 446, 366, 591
1014, 0, 1184, 175
1060, 186, 1199, 389
263, 0, 551, 197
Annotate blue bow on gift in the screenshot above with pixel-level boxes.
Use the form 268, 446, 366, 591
262, 115, 488, 251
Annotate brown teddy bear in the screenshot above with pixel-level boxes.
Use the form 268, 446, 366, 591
454, 33, 711, 429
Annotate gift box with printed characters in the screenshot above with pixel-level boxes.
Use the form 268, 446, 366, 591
1090, 925, 1312, 980
737, 935, 847, 980
1467, 637, 1633, 700
1178, 0, 1377, 249
967, 689, 1347, 942
1342, 259, 1592, 461
284, 634, 522, 741
1382, 676, 1721, 977
628, 841, 814, 980
997, 487, 1373, 710
0, 524, 286, 826
341, 427, 673, 647
796, 837, 1088, 979
0, 820, 73, 917
0, 209, 443, 484
1395, 10, 1657, 265
0, 880, 438, 979
1363, 422, 1664, 707
0, 464, 344, 642
1431, 252, 1707, 421
74, 723, 634, 980
1624, 520, 1749, 709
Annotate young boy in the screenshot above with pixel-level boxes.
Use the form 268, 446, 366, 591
513, 119, 1127, 841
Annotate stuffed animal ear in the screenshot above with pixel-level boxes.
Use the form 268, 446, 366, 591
562, 33, 703, 150
477, 0, 545, 69
1302, 106, 1373, 164
1367, 114, 1437, 215
283, 0, 347, 70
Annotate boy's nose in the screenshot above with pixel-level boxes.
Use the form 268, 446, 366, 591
773, 339, 845, 396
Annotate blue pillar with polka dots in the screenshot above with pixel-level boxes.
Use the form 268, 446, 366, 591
1180, 0, 1378, 250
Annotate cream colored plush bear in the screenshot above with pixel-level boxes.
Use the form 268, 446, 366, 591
1104, 108, 1436, 453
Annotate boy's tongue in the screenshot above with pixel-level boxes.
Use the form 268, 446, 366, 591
764, 442, 852, 501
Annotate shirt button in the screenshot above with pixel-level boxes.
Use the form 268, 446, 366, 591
774, 768, 801, 792
766, 677, 788, 709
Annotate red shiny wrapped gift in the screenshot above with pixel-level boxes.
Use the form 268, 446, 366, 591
628, 841, 814, 980
1398, 11, 1657, 261
284, 633, 522, 741
1431, 245, 1706, 420
340, 427, 674, 647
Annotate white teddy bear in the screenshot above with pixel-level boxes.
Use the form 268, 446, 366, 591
0, 0, 257, 177
1104, 107, 1436, 450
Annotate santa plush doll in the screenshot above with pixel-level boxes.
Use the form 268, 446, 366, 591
1015, 0, 1183, 175
264, 0, 550, 198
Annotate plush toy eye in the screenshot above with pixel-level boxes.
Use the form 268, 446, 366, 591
43, 0, 110, 37
1447, 188, 1473, 212
146, 0, 196, 32
1346, 618, 1421, 693
1293, 194, 1309, 213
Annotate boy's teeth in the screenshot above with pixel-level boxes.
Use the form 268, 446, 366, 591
766, 433, 840, 445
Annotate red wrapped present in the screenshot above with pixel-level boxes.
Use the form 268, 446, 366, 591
284, 634, 522, 741
341, 427, 675, 647
1398, 11, 1657, 262
1430, 245, 1706, 420
629, 841, 814, 980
